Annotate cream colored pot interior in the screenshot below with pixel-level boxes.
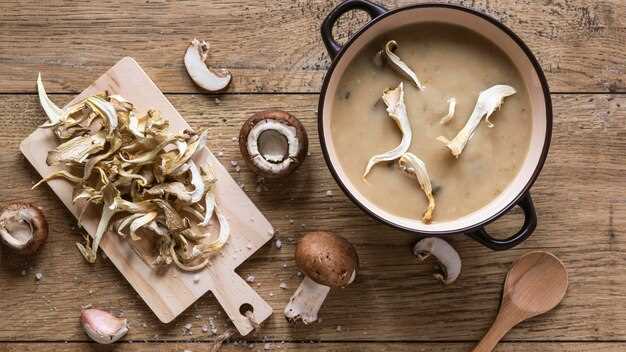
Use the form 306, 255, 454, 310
322, 7, 548, 233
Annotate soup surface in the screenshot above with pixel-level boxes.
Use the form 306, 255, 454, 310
330, 23, 532, 222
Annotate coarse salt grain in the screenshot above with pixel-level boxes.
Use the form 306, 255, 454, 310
275, 239, 282, 249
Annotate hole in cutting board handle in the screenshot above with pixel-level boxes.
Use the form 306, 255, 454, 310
239, 303, 254, 316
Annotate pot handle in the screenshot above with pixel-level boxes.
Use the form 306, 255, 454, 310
466, 192, 537, 250
321, 0, 388, 59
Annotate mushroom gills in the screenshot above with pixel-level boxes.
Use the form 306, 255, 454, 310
413, 237, 461, 285
247, 119, 299, 173
437, 85, 516, 158
363, 82, 412, 178
284, 276, 331, 324
0, 203, 48, 255
398, 152, 436, 223
0, 215, 33, 249
258, 129, 289, 163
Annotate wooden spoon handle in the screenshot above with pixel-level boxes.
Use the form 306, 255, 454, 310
472, 305, 523, 352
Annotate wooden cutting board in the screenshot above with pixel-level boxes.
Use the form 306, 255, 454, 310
19, 57, 274, 335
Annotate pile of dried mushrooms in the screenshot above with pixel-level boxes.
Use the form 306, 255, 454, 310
34, 74, 228, 271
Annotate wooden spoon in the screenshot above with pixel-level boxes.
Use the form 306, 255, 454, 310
472, 251, 568, 352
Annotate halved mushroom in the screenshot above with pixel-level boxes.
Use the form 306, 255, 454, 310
0, 202, 49, 255
184, 38, 231, 92
413, 237, 461, 285
437, 85, 516, 158
239, 110, 308, 178
284, 231, 358, 324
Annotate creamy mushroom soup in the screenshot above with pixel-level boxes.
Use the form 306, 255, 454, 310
330, 23, 532, 222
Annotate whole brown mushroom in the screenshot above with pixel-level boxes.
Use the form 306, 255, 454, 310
239, 110, 308, 179
0, 202, 48, 255
284, 231, 358, 324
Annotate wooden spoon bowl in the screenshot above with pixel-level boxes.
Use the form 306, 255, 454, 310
472, 251, 568, 352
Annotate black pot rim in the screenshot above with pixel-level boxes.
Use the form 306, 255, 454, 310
317, 2, 553, 236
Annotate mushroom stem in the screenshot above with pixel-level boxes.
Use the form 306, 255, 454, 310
284, 276, 331, 324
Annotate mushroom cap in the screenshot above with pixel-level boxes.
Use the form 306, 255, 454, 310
0, 202, 49, 255
295, 231, 358, 288
239, 110, 308, 179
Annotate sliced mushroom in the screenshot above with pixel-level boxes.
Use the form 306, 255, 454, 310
284, 231, 358, 324
363, 82, 412, 178
46, 130, 107, 166
184, 38, 231, 92
398, 153, 435, 224
80, 308, 128, 344
437, 85, 516, 158
378, 40, 424, 90
0, 202, 48, 255
439, 97, 457, 125
239, 110, 308, 178
413, 237, 461, 285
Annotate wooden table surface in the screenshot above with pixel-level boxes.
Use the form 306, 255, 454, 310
0, 0, 624, 351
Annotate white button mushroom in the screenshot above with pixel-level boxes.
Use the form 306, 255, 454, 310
184, 38, 231, 92
0, 202, 48, 255
284, 231, 358, 324
413, 237, 461, 285
239, 110, 308, 179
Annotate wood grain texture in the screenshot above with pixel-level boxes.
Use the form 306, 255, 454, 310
0, 93, 623, 342
2, 342, 626, 352
0, 0, 624, 94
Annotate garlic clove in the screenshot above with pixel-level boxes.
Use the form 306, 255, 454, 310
80, 308, 129, 344
184, 38, 231, 92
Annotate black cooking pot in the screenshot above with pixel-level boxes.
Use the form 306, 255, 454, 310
317, 0, 552, 250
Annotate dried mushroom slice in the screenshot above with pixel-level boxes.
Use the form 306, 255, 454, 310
398, 152, 435, 224
439, 97, 457, 125
437, 85, 516, 158
184, 38, 231, 92
46, 130, 107, 166
239, 110, 308, 178
378, 40, 424, 90
363, 82, 412, 178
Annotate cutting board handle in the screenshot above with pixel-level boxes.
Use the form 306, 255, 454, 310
209, 270, 273, 336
